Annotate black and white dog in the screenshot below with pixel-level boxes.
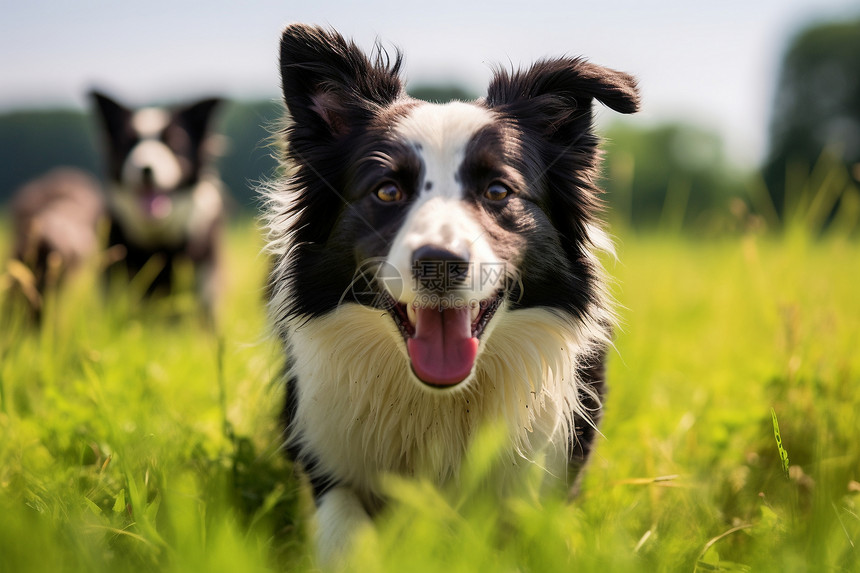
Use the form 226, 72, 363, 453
90, 91, 225, 312
264, 25, 639, 563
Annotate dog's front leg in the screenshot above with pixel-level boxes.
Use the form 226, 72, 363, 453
315, 486, 373, 567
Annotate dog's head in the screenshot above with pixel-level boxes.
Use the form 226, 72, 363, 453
90, 90, 222, 238
269, 24, 638, 389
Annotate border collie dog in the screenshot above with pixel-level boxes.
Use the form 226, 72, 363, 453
265, 24, 639, 562
90, 91, 225, 312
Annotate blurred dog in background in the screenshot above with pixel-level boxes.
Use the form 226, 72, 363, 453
6, 92, 227, 322
91, 91, 226, 316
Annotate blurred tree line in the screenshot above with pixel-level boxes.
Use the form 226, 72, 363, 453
0, 100, 284, 211
602, 15, 860, 233
1, 16, 858, 233
763, 17, 860, 230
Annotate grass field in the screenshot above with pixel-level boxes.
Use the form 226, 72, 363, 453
0, 219, 858, 572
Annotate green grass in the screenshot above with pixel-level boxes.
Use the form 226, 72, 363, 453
1, 221, 858, 572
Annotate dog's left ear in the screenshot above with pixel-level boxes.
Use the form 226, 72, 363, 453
486, 58, 639, 141
90, 90, 132, 145
174, 98, 223, 148
279, 24, 405, 139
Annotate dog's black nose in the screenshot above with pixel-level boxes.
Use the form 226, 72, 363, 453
412, 245, 470, 291
141, 166, 155, 185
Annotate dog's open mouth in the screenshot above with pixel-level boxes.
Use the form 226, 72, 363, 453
136, 185, 173, 219
387, 294, 502, 388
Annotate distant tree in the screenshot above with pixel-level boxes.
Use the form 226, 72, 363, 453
0, 111, 100, 204
601, 122, 743, 230
216, 100, 282, 209
764, 17, 860, 217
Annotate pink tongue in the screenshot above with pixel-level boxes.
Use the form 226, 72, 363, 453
140, 193, 172, 219
407, 306, 479, 387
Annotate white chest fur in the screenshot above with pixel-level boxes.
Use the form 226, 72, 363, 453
286, 303, 605, 502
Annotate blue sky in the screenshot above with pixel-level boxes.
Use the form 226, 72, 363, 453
2, 0, 859, 166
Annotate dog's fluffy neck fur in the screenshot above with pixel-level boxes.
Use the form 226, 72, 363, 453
283, 301, 611, 503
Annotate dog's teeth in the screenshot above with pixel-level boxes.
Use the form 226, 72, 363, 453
407, 303, 417, 325
470, 302, 480, 323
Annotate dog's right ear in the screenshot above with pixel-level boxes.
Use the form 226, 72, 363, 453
279, 24, 404, 139
89, 90, 132, 145
485, 59, 639, 146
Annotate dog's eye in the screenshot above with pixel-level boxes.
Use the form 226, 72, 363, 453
376, 183, 403, 203
484, 183, 510, 201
